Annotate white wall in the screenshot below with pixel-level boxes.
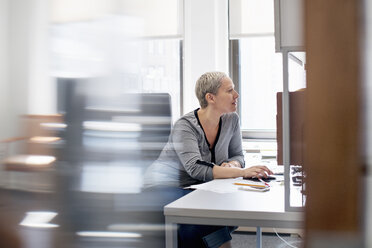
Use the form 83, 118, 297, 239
27, 0, 55, 114
0, 0, 9, 140
183, 0, 229, 113
8, 0, 32, 137
0, 0, 53, 139
9, 0, 53, 116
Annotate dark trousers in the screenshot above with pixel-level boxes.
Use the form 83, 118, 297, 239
144, 186, 236, 248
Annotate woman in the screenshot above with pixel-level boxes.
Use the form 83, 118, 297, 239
144, 71, 273, 248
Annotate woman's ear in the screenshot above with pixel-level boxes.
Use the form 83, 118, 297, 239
205, 93, 215, 105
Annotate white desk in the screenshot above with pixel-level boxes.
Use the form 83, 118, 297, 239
164, 178, 303, 248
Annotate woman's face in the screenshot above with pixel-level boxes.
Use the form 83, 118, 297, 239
213, 77, 239, 113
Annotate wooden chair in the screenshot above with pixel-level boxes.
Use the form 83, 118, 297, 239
0, 114, 63, 192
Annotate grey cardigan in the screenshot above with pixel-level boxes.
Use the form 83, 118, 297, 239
144, 109, 245, 188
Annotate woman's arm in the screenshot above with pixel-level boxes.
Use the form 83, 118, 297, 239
172, 120, 214, 182
213, 165, 273, 179
227, 113, 245, 167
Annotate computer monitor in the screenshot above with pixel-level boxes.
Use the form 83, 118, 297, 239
276, 90, 306, 166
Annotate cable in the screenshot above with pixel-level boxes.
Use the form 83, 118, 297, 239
273, 228, 299, 248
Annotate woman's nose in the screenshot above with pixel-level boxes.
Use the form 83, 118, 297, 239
234, 90, 239, 98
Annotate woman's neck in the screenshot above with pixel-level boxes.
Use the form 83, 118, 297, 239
197, 107, 221, 129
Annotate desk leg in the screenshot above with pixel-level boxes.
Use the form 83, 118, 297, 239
256, 227, 262, 248
165, 217, 177, 248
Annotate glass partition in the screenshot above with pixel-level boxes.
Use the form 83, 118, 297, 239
284, 51, 306, 210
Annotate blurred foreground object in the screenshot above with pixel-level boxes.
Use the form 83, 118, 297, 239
0, 212, 22, 248
54, 79, 173, 247
0, 114, 63, 193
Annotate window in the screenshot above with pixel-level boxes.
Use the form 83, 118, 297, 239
140, 39, 182, 119
239, 36, 283, 131
288, 52, 306, 91
229, 0, 282, 138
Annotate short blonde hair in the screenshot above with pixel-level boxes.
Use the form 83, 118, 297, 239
195, 71, 227, 108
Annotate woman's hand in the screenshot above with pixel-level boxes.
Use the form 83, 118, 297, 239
240, 165, 273, 179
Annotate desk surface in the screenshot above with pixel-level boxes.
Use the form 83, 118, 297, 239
164, 178, 303, 228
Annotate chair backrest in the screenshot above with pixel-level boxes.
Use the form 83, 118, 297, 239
59, 79, 172, 163
20, 114, 64, 155
0, 114, 62, 174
